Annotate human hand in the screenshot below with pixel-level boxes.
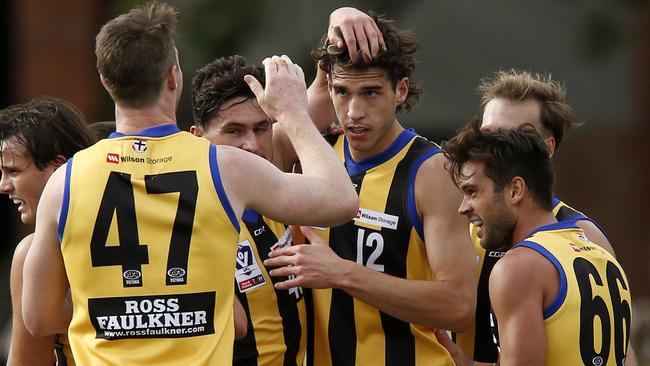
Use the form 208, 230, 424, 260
434, 329, 474, 366
245, 55, 309, 123
264, 226, 349, 289
328, 7, 386, 62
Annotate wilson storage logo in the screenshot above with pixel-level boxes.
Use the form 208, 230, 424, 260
106, 153, 120, 164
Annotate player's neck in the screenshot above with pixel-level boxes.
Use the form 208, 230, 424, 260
115, 102, 177, 135
512, 206, 557, 245
348, 119, 404, 161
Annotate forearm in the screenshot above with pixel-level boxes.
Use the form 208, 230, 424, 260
337, 260, 474, 330
278, 112, 356, 208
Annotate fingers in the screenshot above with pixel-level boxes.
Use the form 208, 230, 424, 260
244, 75, 264, 101
274, 277, 302, 290
300, 226, 326, 245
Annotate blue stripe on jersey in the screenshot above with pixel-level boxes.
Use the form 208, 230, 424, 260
551, 195, 561, 208
343, 129, 417, 176
514, 240, 568, 319
209, 145, 240, 233
526, 220, 579, 238
242, 209, 260, 223
551, 195, 607, 234
108, 123, 180, 138
406, 145, 441, 240
57, 158, 73, 242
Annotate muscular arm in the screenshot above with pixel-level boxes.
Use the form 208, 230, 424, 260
335, 155, 475, 330
22, 165, 71, 336
265, 155, 476, 331
490, 248, 556, 366
8, 234, 57, 365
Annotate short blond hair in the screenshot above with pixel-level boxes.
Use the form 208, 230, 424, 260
479, 70, 579, 149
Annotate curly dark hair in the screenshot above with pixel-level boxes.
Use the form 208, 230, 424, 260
0, 96, 94, 170
192, 55, 265, 129
312, 11, 422, 113
442, 118, 554, 211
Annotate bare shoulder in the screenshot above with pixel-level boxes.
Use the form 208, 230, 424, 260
414, 152, 462, 210
490, 247, 556, 304
575, 219, 616, 257
12, 233, 35, 271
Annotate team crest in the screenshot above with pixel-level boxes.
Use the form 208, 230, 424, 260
132, 139, 147, 153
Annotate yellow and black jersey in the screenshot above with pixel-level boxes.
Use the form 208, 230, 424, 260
234, 209, 307, 366
503, 221, 631, 365
455, 198, 609, 362
55, 333, 74, 366
307, 129, 454, 366
58, 124, 240, 365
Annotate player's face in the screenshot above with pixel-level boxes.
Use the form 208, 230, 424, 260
196, 97, 273, 161
0, 137, 57, 225
328, 66, 407, 160
458, 161, 516, 250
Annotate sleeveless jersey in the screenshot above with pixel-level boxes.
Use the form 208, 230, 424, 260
58, 124, 240, 365
307, 129, 454, 366
455, 197, 606, 362
55, 333, 74, 365
234, 209, 307, 366
511, 221, 632, 365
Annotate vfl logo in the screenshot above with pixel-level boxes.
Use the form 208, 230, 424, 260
123, 269, 141, 280
106, 153, 120, 164
167, 267, 186, 278
132, 139, 148, 153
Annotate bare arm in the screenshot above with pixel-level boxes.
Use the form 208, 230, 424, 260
220, 56, 357, 226
490, 248, 552, 366
233, 297, 248, 340
265, 155, 476, 331
8, 234, 57, 365
22, 166, 71, 336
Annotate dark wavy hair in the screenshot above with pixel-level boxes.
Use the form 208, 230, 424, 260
192, 55, 265, 128
0, 96, 94, 169
312, 11, 422, 113
442, 119, 554, 211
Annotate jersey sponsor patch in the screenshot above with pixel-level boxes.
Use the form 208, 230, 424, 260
269, 227, 292, 251
235, 239, 266, 292
106, 153, 119, 164
88, 292, 215, 340
354, 208, 399, 230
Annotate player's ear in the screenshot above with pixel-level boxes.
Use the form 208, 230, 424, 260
508, 176, 526, 204
395, 77, 409, 105
190, 124, 204, 137
544, 136, 556, 158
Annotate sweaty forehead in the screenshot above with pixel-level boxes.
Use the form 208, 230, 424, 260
330, 66, 388, 83
482, 97, 542, 131
0, 139, 30, 167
